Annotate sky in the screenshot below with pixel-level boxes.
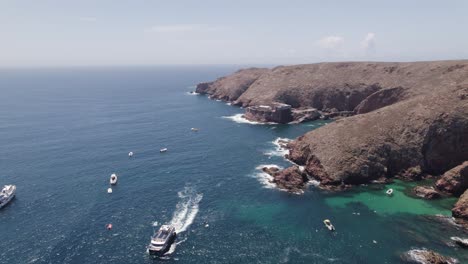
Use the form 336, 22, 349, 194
0, 0, 467, 67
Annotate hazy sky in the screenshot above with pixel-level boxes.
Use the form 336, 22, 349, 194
1, 0, 467, 67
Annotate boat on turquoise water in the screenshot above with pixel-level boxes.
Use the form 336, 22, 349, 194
323, 219, 335, 231
386, 188, 394, 196
148, 225, 177, 256
0, 185, 16, 209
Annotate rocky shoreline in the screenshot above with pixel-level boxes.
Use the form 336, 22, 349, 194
196, 60, 468, 227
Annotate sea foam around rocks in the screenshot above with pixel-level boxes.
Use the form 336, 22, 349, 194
253, 164, 283, 189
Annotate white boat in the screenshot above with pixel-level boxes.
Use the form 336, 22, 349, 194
386, 188, 393, 196
147, 225, 177, 256
160, 148, 168, 153
128, 151, 134, 157
191, 128, 199, 132
107, 188, 113, 194
0, 185, 16, 209
323, 219, 335, 231
110, 173, 118, 185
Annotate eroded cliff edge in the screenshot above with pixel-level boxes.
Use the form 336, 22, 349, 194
196, 60, 468, 223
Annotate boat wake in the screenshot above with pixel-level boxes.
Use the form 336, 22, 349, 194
151, 187, 202, 258
169, 187, 203, 234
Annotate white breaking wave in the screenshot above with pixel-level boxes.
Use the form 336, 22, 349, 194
264, 137, 291, 157
169, 187, 203, 233
222, 114, 277, 125
253, 164, 283, 189
222, 114, 261, 125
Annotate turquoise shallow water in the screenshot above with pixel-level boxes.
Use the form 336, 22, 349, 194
0, 66, 466, 264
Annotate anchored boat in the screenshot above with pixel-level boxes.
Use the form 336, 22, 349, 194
148, 225, 177, 256
323, 219, 335, 231
0, 185, 16, 209
386, 188, 393, 196
110, 173, 118, 185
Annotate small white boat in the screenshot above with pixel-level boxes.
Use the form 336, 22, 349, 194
386, 188, 393, 196
323, 219, 335, 231
0, 185, 16, 209
110, 173, 118, 185
107, 188, 113, 194
128, 151, 134, 157
160, 148, 168, 153
191, 128, 199, 132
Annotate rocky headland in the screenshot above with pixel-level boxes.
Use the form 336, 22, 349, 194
197, 60, 468, 224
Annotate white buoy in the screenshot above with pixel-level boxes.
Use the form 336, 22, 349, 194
128, 151, 134, 157
107, 188, 113, 193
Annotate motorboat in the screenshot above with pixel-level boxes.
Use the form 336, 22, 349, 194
323, 219, 335, 231
160, 148, 168, 153
0, 185, 16, 209
128, 151, 134, 157
110, 173, 118, 185
191, 128, 199, 132
386, 188, 393, 196
148, 225, 177, 256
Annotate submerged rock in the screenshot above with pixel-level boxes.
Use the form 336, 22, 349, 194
413, 186, 441, 199
436, 161, 468, 196
402, 249, 458, 264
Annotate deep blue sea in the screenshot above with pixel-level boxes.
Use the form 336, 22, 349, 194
0, 66, 466, 264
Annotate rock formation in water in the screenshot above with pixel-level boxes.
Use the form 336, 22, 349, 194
436, 161, 468, 196
197, 61, 468, 195
262, 165, 308, 193
452, 189, 468, 227
413, 186, 441, 199
401, 249, 458, 264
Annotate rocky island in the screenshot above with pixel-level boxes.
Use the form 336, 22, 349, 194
197, 60, 468, 226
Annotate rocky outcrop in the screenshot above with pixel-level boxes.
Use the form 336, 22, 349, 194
450, 237, 468, 248
290, 108, 321, 123
244, 103, 293, 124
436, 161, 468, 196
354, 86, 406, 114
262, 166, 308, 193
452, 189, 468, 226
401, 249, 458, 264
287, 85, 468, 187
413, 186, 441, 199
197, 61, 468, 188
195, 68, 268, 101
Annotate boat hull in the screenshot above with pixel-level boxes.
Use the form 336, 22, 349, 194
148, 233, 176, 256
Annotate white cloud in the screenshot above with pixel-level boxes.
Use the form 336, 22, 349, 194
145, 24, 220, 33
318, 35, 344, 49
361, 32, 376, 53
79, 17, 97, 22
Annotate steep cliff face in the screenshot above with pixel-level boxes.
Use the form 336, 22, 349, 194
452, 189, 468, 226
287, 88, 468, 186
196, 60, 468, 190
195, 68, 268, 101
436, 161, 468, 196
